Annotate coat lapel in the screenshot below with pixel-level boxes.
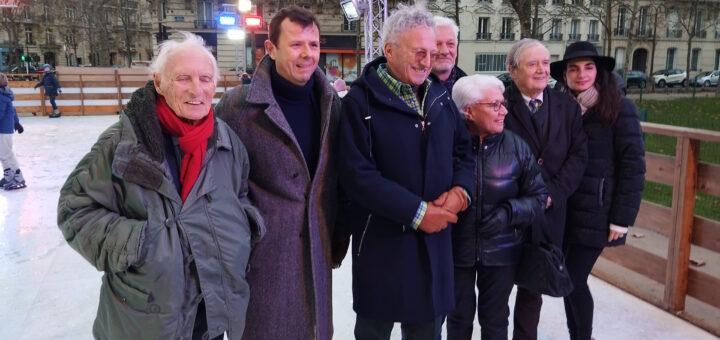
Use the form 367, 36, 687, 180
507, 88, 542, 153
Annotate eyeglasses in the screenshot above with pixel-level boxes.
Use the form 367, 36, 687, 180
473, 100, 507, 112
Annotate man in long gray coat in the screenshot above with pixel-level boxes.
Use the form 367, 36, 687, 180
215, 6, 342, 340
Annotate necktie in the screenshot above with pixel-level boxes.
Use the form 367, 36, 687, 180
529, 99, 541, 115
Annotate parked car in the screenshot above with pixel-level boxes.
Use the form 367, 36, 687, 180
625, 70, 648, 89
652, 68, 687, 88
497, 72, 513, 88
691, 70, 720, 87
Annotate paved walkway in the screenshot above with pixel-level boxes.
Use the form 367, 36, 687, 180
0, 116, 716, 339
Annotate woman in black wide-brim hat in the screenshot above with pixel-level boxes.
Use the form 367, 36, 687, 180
551, 41, 646, 340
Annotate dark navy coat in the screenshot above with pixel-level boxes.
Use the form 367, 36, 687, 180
36, 71, 60, 96
504, 84, 588, 246
566, 98, 645, 248
337, 57, 474, 322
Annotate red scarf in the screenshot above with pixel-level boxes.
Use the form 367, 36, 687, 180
155, 96, 214, 202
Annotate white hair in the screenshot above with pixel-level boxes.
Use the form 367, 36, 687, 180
452, 75, 505, 113
434, 16, 459, 38
150, 31, 219, 83
381, 1, 435, 47
506, 38, 547, 70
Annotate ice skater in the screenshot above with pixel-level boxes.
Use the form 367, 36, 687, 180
35, 64, 62, 118
0, 73, 26, 190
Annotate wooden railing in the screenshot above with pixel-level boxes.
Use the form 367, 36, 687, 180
592, 122, 720, 336
8, 66, 242, 116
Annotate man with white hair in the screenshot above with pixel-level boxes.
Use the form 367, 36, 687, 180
336, 3, 473, 339
447, 74, 547, 339
58, 32, 263, 339
502, 38, 588, 340
431, 16, 466, 94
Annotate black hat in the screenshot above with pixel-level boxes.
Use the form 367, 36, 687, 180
550, 41, 615, 82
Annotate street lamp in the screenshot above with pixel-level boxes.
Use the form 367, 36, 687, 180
238, 0, 252, 13
340, 0, 362, 22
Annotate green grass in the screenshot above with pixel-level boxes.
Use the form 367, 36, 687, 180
633, 98, 720, 220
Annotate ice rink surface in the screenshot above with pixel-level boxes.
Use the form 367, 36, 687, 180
0, 116, 715, 340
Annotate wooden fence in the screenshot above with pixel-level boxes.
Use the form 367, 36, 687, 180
7, 66, 242, 116
592, 122, 720, 336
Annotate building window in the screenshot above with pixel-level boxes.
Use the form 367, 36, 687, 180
475, 53, 506, 72
666, 10, 682, 38
615, 7, 627, 36
197, 1, 213, 21
550, 19, 562, 40
501, 18, 515, 40
666, 48, 676, 69
691, 48, 701, 71
65, 7, 75, 20
24, 24, 34, 45
615, 47, 626, 68
477, 17, 491, 40
572, 0, 582, 5
552, 0, 564, 4
590, 0, 601, 5
588, 20, 599, 41
569, 19, 581, 40
637, 6, 650, 37
342, 16, 357, 32
45, 28, 53, 45
715, 49, 720, 69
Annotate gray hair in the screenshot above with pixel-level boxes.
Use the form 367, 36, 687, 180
452, 75, 505, 113
381, 2, 435, 47
434, 16, 459, 38
506, 38, 547, 70
150, 31, 219, 83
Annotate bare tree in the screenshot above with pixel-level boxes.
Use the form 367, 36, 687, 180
557, 0, 626, 56
667, 0, 720, 84
114, 0, 144, 67
0, 1, 31, 68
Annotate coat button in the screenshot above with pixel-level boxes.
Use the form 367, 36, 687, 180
414, 124, 419, 128
216, 326, 224, 332
148, 304, 160, 313
538, 158, 544, 165
164, 218, 173, 228
292, 172, 299, 179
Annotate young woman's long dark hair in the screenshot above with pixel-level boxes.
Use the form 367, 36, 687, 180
556, 63, 622, 126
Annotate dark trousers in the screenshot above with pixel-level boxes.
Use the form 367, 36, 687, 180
447, 264, 516, 340
563, 243, 603, 340
512, 287, 543, 340
48, 95, 57, 110
355, 314, 444, 340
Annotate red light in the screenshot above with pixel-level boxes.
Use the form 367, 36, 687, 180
244, 15, 263, 29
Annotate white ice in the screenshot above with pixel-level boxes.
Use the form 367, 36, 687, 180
0, 116, 715, 340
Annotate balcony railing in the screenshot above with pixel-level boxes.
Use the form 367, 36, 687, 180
716, 31, 720, 39
500, 32, 515, 40
476, 32, 492, 40
587, 33, 599, 41
667, 29, 682, 38
614, 27, 628, 37
549, 33, 563, 41
194, 20, 216, 29
568, 33, 581, 40
636, 29, 651, 38
522, 34, 544, 41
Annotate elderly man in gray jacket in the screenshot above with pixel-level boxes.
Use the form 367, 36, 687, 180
215, 5, 343, 340
58, 32, 264, 340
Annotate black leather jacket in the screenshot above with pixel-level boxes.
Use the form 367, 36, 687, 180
452, 130, 548, 267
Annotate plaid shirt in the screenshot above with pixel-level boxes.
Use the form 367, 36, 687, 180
377, 64, 431, 117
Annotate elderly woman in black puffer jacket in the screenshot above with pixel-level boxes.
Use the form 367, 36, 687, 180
551, 41, 646, 340
446, 74, 548, 340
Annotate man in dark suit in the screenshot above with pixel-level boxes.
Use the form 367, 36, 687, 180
503, 39, 588, 340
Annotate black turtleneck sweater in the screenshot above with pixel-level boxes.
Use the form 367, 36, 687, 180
270, 63, 321, 177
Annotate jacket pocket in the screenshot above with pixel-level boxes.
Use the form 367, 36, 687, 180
598, 178, 605, 207
105, 273, 153, 314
